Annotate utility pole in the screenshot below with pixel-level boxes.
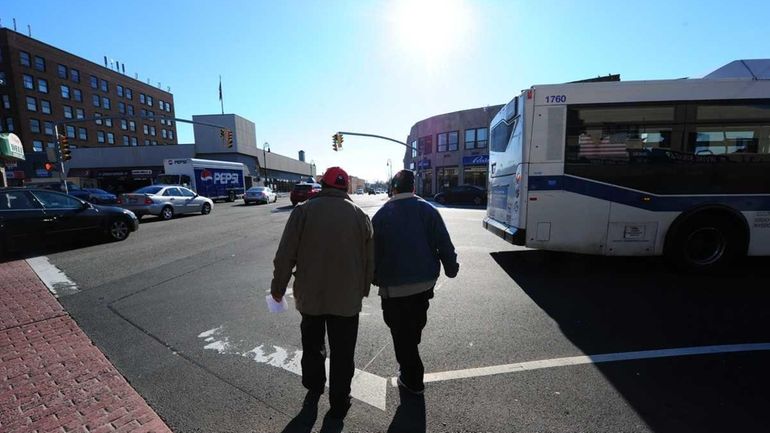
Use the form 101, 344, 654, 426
262, 142, 270, 187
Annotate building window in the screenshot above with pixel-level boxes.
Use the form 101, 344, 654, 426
75, 108, 85, 119
127, 104, 134, 115
129, 120, 136, 132
147, 95, 153, 106
58, 64, 67, 78
437, 131, 459, 152
436, 166, 459, 191
97, 131, 105, 143
168, 130, 174, 140
106, 132, 115, 144
60, 85, 70, 99
122, 135, 129, 146
144, 139, 150, 146
44, 121, 54, 135
94, 113, 102, 125
130, 136, 138, 146
100, 79, 108, 92
143, 124, 149, 134
34, 56, 45, 72
102, 97, 111, 109
139, 93, 145, 104
40, 99, 51, 114
33, 140, 44, 152
30, 119, 41, 133
20, 51, 31, 67
126, 88, 132, 99
151, 140, 157, 146
70, 69, 80, 83
37, 78, 48, 93
65, 125, 76, 138
165, 102, 171, 112
418, 136, 433, 155
158, 99, 164, 109
161, 129, 167, 139
92, 94, 100, 107
73, 88, 82, 102
117, 85, 124, 97
104, 118, 112, 127
5, 117, 14, 132
120, 119, 128, 130
148, 110, 155, 119
465, 127, 489, 149
63, 105, 73, 119
26, 96, 37, 111
118, 102, 125, 114
23, 74, 34, 90
2, 95, 11, 109
90, 75, 98, 89
149, 126, 156, 136
78, 127, 88, 140
141, 109, 147, 117
0, 71, 5, 85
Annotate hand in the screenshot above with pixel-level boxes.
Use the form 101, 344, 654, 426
445, 262, 459, 278
271, 290, 283, 303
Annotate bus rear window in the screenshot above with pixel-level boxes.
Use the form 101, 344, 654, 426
491, 119, 514, 152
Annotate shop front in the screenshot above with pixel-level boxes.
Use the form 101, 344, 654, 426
69, 167, 163, 194
462, 155, 489, 189
436, 166, 459, 192
416, 159, 432, 196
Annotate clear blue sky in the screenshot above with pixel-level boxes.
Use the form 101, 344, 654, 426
4, 0, 769, 181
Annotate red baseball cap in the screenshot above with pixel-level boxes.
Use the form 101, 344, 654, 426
321, 166, 349, 190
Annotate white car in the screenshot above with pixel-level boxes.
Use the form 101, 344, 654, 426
243, 186, 277, 205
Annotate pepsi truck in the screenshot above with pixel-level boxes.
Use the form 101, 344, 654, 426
157, 158, 250, 202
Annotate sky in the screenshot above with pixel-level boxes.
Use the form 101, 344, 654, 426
3, 0, 769, 181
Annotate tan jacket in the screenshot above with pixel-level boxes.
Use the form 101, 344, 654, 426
271, 188, 374, 316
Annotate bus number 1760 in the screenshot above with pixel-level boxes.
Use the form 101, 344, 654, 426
545, 95, 566, 103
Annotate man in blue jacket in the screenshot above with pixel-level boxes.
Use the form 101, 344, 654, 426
373, 169, 459, 394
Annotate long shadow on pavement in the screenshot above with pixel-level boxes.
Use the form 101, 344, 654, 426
491, 250, 770, 433
387, 387, 426, 433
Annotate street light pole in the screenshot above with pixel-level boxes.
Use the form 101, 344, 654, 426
262, 142, 270, 187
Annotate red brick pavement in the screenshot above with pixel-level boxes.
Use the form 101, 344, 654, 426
0, 260, 172, 433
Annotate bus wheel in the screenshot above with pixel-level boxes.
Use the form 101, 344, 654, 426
665, 212, 747, 272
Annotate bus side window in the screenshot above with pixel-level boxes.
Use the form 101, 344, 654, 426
181, 175, 191, 188
491, 119, 514, 152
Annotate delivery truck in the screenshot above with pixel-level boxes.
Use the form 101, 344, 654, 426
156, 158, 250, 202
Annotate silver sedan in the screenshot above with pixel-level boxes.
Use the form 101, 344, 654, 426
118, 185, 213, 220
243, 186, 277, 205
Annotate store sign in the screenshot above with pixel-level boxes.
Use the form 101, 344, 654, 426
0, 133, 26, 160
35, 169, 53, 178
417, 159, 431, 169
132, 169, 153, 176
462, 155, 489, 166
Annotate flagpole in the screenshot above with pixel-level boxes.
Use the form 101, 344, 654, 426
219, 75, 224, 115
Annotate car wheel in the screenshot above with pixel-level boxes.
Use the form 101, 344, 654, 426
161, 206, 174, 220
201, 202, 212, 215
227, 191, 236, 202
108, 218, 130, 241
273, 195, 278, 203
473, 196, 482, 205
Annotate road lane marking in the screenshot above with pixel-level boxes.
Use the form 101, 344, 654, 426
26, 256, 79, 297
199, 326, 388, 411
412, 342, 770, 385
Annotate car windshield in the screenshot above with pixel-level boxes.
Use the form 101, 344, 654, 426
294, 184, 312, 192
133, 186, 163, 195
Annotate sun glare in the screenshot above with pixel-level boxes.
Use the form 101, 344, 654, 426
387, 0, 471, 63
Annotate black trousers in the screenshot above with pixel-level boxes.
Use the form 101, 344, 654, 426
381, 289, 433, 391
300, 313, 359, 407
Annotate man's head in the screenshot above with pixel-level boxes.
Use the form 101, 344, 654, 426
320, 166, 349, 190
390, 170, 415, 194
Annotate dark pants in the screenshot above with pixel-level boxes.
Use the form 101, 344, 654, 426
300, 313, 359, 408
382, 289, 433, 392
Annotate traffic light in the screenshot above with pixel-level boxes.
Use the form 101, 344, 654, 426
43, 162, 56, 172
332, 133, 338, 151
220, 128, 225, 139
59, 135, 71, 161
226, 129, 233, 148
337, 133, 343, 150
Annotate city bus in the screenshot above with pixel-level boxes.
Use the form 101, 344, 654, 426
483, 60, 770, 270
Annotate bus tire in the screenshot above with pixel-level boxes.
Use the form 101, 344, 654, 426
664, 210, 748, 272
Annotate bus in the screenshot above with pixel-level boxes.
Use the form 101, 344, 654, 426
483, 60, 770, 270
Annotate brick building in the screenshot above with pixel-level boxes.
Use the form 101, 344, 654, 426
0, 28, 177, 184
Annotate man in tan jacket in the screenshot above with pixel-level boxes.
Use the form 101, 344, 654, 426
271, 166, 374, 420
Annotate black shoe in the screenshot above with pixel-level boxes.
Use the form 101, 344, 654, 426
396, 376, 424, 395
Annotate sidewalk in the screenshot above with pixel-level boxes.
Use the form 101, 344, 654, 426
0, 259, 172, 433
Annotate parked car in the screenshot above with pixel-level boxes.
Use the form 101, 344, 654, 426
290, 183, 321, 206
434, 185, 487, 205
356, 188, 364, 194
0, 188, 139, 254
367, 188, 376, 195
117, 185, 213, 220
80, 188, 118, 205
244, 186, 277, 205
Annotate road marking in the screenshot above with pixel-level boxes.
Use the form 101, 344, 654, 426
411, 342, 770, 385
199, 326, 388, 411
26, 256, 79, 297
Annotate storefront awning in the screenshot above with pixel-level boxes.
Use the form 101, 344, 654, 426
0, 133, 25, 161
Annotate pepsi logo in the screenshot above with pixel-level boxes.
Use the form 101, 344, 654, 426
200, 169, 214, 181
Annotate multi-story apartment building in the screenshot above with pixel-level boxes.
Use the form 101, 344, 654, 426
0, 28, 176, 183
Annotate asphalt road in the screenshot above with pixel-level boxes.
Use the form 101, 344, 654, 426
33, 193, 770, 433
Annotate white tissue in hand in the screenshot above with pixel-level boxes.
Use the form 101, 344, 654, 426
266, 294, 288, 313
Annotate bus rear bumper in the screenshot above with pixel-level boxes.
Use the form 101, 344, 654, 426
483, 217, 526, 246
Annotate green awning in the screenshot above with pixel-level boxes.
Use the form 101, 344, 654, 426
0, 133, 25, 160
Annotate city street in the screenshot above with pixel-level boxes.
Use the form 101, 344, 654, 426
33, 194, 770, 433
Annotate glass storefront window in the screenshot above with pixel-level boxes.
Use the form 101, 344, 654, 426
418, 169, 432, 196
463, 166, 488, 188
437, 166, 458, 191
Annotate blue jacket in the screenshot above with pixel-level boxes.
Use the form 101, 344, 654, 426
372, 195, 458, 287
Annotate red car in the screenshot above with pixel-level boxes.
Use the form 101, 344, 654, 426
290, 183, 321, 206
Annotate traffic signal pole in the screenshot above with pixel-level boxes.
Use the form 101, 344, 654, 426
53, 124, 68, 194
